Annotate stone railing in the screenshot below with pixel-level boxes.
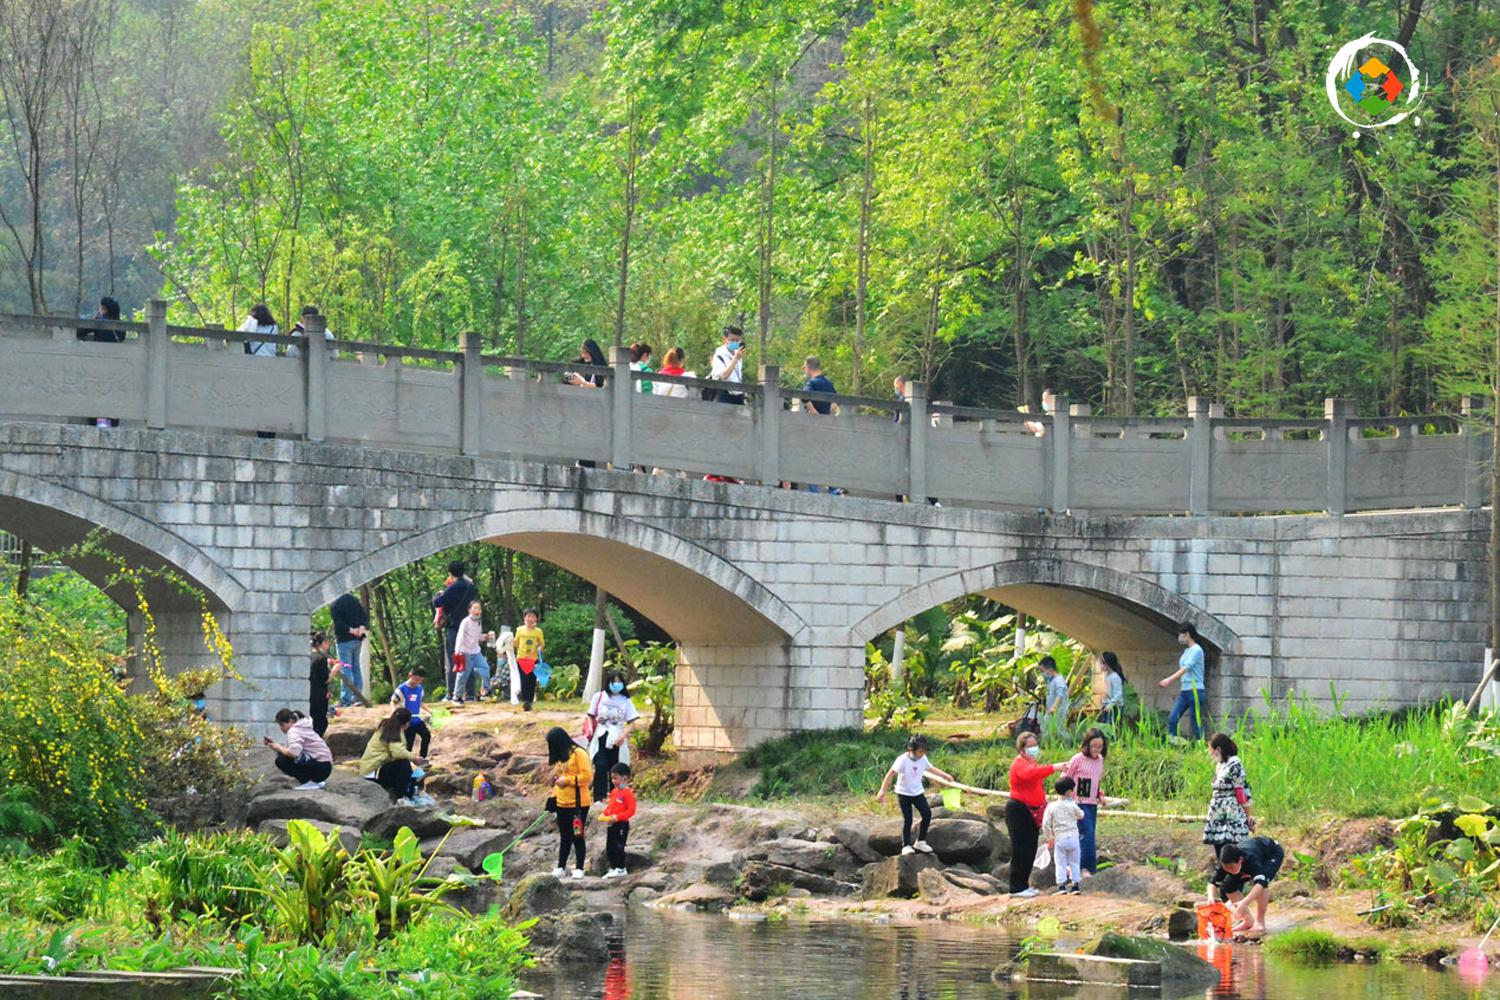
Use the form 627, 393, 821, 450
1, 306, 1489, 515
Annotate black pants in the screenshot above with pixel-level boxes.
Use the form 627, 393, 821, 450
519, 669, 537, 707
719, 393, 745, 405
593, 741, 621, 804
310, 709, 328, 737
556, 807, 588, 870
274, 755, 332, 784
898, 793, 932, 847
376, 760, 414, 801
443, 627, 462, 699
405, 719, 431, 756
607, 821, 630, 869
1005, 798, 1041, 893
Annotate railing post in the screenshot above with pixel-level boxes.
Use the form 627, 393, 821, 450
1049, 394, 1071, 513
906, 380, 929, 503
1462, 396, 1489, 510
758, 365, 781, 485
304, 313, 327, 442
1187, 396, 1216, 515
610, 345, 633, 469
146, 298, 168, 429
459, 333, 483, 456
1324, 397, 1353, 515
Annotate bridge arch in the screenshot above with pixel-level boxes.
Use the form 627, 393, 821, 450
0, 468, 243, 612
852, 556, 1238, 670
304, 506, 807, 645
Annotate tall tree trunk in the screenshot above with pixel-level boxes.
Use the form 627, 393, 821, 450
515, 197, 528, 355
614, 100, 638, 350
15, 540, 34, 598
757, 77, 779, 359
853, 94, 874, 395
1011, 190, 1032, 407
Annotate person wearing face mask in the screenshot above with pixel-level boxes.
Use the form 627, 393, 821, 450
1005, 731, 1058, 896
584, 670, 641, 803
1022, 388, 1057, 437
710, 325, 747, 404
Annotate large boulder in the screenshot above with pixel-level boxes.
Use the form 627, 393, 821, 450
323, 728, 369, 760
256, 818, 360, 856
503, 873, 574, 924
916, 868, 984, 906
245, 774, 390, 829
533, 912, 612, 965
833, 819, 882, 863
738, 860, 858, 901
656, 882, 735, 913
868, 819, 995, 864
860, 854, 944, 899
364, 804, 453, 842
1079, 932, 1220, 991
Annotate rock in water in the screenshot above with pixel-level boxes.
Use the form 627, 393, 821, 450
1167, 905, 1198, 941
860, 854, 944, 899
1080, 932, 1220, 990
655, 883, 735, 913
503, 873, 575, 924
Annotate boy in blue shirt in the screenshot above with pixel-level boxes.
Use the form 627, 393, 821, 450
393, 669, 432, 756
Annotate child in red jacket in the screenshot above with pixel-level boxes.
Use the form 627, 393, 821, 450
601, 762, 637, 878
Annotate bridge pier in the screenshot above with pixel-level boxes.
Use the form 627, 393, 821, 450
675, 640, 864, 755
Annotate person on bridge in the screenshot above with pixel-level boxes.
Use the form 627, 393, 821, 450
1160, 622, 1207, 740
656, 347, 689, 398
710, 325, 747, 404
78, 296, 124, 427
630, 342, 654, 393
288, 305, 335, 357
1005, 730, 1058, 897
547, 726, 593, 879
330, 591, 369, 708
239, 304, 280, 357
431, 561, 478, 702
264, 709, 334, 790
308, 631, 333, 736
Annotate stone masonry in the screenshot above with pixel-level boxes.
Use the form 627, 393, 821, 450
0, 421, 1489, 751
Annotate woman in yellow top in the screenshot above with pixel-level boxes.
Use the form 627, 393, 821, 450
547, 726, 593, 879
360, 708, 430, 805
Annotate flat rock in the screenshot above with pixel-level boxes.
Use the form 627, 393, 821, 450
1025, 953, 1162, 987
939, 868, 1005, 896
245, 774, 390, 829
738, 860, 858, 900
735, 837, 858, 876
1080, 932, 1220, 990
656, 882, 734, 913
916, 867, 983, 906
860, 853, 944, 899
256, 818, 360, 855
365, 804, 453, 842
423, 828, 512, 870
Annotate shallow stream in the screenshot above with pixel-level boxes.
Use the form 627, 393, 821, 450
521, 908, 1500, 1000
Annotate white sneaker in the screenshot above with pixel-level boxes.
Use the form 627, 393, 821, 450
604, 868, 626, 879
914, 840, 935, 854
292, 781, 323, 791
551, 867, 567, 878
571, 869, 585, 880
1012, 887, 1039, 898
901, 845, 917, 856
397, 797, 418, 807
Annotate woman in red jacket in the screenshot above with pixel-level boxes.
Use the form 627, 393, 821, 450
1005, 730, 1057, 896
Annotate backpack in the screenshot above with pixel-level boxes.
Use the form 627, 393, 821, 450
700, 386, 718, 402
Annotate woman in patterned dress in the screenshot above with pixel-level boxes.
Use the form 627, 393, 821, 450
1203, 732, 1255, 854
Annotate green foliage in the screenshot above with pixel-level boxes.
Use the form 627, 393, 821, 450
0, 786, 53, 858
616, 640, 677, 755
543, 663, 582, 702
1262, 928, 1343, 962
542, 601, 637, 674
113, 829, 278, 926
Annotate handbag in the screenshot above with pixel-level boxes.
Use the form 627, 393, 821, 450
582, 691, 604, 744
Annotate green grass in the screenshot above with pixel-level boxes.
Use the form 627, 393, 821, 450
1264, 928, 1343, 961
739, 699, 1500, 824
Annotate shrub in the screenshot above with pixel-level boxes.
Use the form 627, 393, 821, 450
117, 829, 279, 925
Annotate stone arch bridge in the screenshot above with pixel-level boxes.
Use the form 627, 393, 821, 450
0, 310, 1490, 750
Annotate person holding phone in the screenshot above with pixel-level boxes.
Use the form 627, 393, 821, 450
264, 708, 334, 790
710, 325, 747, 404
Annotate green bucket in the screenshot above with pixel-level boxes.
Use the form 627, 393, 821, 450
940, 787, 962, 810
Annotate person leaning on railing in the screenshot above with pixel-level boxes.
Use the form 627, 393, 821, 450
77, 296, 124, 427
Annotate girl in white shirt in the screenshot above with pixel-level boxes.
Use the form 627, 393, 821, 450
876, 735, 955, 856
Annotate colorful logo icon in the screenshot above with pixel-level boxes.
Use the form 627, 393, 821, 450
1324, 32, 1422, 135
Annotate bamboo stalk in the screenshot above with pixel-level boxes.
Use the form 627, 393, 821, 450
928, 776, 1199, 821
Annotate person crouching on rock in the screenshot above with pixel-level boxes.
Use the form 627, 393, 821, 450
263, 709, 333, 790
876, 734, 955, 856
546, 726, 593, 880
361, 707, 431, 806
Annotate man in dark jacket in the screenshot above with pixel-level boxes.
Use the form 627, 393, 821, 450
330, 592, 370, 707
431, 560, 478, 701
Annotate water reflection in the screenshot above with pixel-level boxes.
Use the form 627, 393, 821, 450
522, 908, 1500, 1000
